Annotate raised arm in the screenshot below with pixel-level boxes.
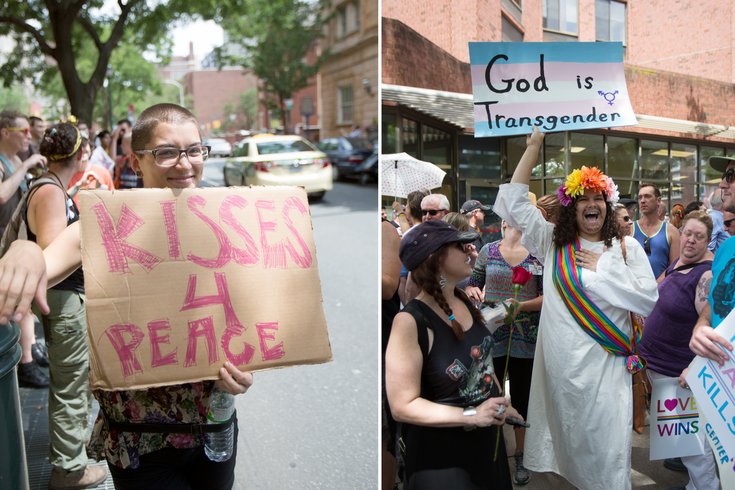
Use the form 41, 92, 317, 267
510, 127, 544, 185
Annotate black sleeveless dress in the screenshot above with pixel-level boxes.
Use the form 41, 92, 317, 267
400, 299, 512, 490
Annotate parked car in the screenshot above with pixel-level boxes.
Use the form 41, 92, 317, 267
205, 137, 232, 157
223, 134, 333, 199
317, 137, 373, 180
355, 150, 377, 185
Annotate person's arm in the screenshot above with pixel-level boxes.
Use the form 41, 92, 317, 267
0, 154, 46, 204
689, 303, 733, 365
0, 240, 49, 322
694, 270, 712, 317
42, 221, 83, 287
510, 127, 544, 185
385, 311, 507, 428
382, 221, 401, 300
667, 223, 680, 267
465, 243, 490, 303
26, 184, 68, 249
216, 361, 254, 395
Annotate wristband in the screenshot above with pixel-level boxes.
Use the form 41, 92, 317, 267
463, 406, 477, 417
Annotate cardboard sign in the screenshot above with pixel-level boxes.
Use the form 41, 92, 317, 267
79, 186, 332, 390
649, 376, 704, 460
468, 42, 637, 137
685, 307, 735, 459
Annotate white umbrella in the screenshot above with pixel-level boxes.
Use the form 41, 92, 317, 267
380, 152, 446, 198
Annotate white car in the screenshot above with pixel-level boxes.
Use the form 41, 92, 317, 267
223, 134, 333, 199
205, 138, 232, 157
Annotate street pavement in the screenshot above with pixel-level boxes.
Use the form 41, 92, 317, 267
19, 167, 379, 489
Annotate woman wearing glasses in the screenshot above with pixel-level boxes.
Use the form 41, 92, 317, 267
614, 203, 633, 237
0, 104, 251, 490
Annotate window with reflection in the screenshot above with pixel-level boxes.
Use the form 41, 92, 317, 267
543, 0, 578, 34
382, 113, 397, 154
700, 146, 725, 187
459, 135, 500, 180
607, 136, 637, 180
569, 133, 604, 171
595, 0, 626, 43
507, 136, 542, 178
422, 125, 452, 173
502, 15, 524, 42
670, 143, 696, 194
640, 140, 668, 181
545, 177, 565, 196
671, 184, 697, 208
402, 118, 418, 157
544, 132, 566, 177
615, 180, 637, 203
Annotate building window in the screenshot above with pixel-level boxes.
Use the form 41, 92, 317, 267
543, 0, 578, 34
596, 0, 626, 43
502, 15, 524, 42
337, 85, 353, 124
336, 1, 359, 38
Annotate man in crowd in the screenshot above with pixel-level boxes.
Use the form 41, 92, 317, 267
17, 116, 46, 160
707, 188, 729, 252
420, 193, 450, 222
633, 183, 680, 280
723, 210, 735, 235
461, 199, 492, 250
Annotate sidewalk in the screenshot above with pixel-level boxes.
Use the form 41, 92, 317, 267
501, 422, 692, 489
19, 322, 112, 490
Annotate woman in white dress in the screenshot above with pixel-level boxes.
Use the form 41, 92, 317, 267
493, 128, 658, 489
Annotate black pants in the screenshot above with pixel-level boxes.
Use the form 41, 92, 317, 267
492, 356, 534, 419
108, 423, 239, 490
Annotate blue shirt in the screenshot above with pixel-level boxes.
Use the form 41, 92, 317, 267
633, 220, 669, 279
710, 235, 735, 328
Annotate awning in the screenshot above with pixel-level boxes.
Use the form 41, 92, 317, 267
382, 83, 735, 141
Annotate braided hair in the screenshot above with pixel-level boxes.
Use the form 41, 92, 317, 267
411, 243, 483, 340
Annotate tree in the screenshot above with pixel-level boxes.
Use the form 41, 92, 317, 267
219, 0, 329, 133
0, 0, 215, 123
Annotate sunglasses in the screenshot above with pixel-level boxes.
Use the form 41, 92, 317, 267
622, 216, 631, 222
422, 209, 445, 216
723, 168, 735, 184
6, 127, 30, 135
643, 237, 651, 255
725, 218, 735, 227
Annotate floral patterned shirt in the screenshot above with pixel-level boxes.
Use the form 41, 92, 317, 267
468, 240, 543, 359
88, 381, 215, 469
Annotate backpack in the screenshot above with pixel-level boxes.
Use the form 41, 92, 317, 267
0, 177, 63, 257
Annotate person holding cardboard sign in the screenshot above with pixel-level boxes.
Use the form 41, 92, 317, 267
0, 104, 253, 490
493, 128, 658, 489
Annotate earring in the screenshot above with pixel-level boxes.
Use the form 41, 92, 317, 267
135, 170, 143, 177
439, 274, 447, 289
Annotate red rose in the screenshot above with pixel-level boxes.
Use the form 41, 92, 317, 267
511, 266, 533, 286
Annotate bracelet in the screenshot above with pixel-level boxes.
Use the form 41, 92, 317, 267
463, 406, 477, 417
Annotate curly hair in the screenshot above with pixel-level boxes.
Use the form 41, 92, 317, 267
39, 123, 82, 165
553, 192, 617, 248
410, 244, 482, 340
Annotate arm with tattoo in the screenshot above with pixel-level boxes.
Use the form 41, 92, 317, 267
694, 271, 713, 317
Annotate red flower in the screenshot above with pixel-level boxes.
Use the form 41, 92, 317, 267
511, 266, 533, 286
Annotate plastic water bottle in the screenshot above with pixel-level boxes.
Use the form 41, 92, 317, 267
204, 388, 235, 462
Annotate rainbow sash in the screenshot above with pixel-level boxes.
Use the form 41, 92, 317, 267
552, 240, 644, 374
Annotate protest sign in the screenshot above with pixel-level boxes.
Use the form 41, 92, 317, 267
685, 307, 735, 459
650, 376, 704, 460
79, 186, 332, 390
701, 414, 735, 488
468, 42, 637, 137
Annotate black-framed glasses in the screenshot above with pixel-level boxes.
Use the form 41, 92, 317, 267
723, 168, 735, 183
643, 237, 651, 255
422, 209, 445, 216
135, 145, 210, 167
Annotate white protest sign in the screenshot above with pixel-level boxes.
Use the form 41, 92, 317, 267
685, 307, 735, 459
700, 414, 735, 488
468, 42, 637, 137
649, 376, 704, 460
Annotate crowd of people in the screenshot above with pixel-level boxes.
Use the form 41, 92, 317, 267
0, 105, 252, 490
381, 127, 735, 489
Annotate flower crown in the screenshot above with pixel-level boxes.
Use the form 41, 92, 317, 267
556, 166, 619, 207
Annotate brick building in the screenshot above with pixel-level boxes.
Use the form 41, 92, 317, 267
183, 68, 258, 135
382, 0, 735, 215
320, 0, 379, 140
